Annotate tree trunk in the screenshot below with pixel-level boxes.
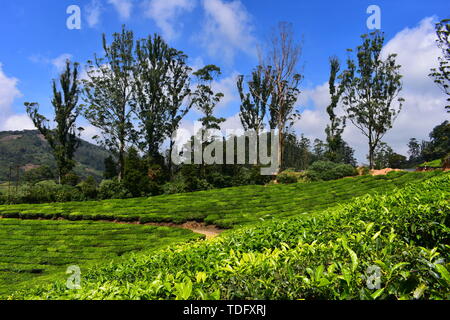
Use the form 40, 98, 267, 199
168, 139, 174, 177
118, 140, 125, 181
277, 130, 283, 173
368, 142, 375, 170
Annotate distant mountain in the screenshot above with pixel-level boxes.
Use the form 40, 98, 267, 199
0, 130, 111, 182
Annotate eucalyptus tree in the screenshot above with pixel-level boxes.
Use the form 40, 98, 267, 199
83, 26, 135, 181
261, 22, 303, 172
325, 56, 346, 163
165, 50, 192, 173
341, 31, 404, 169
133, 34, 171, 162
192, 65, 225, 133
25, 60, 82, 184
429, 18, 450, 112
132, 34, 193, 169
237, 65, 273, 136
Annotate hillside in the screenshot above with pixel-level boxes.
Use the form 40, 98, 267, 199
0, 171, 446, 297
0, 130, 111, 182
4, 172, 449, 300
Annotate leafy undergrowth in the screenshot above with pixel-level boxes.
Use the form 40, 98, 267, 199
0, 171, 442, 228
11, 173, 449, 300
419, 159, 442, 168
0, 220, 202, 297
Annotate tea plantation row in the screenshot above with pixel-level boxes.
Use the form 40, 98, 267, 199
0, 220, 201, 296
0, 171, 442, 228
12, 173, 448, 300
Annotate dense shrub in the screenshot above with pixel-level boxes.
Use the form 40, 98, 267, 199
61, 173, 81, 186
0, 180, 85, 204
163, 180, 188, 195
23, 165, 55, 183
98, 179, 130, 200
306, 161, 357, 181
277, 169, 304, 184
77, 176, 98, 199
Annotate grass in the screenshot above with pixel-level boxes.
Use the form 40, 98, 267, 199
10, 173, 449, 300
0, 219, 202, 297
0, 171, 442, 228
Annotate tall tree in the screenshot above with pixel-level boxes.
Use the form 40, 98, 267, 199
407, 138, 421, 162
341, 31, 404, 169
237, 65, 273, 136
192, 65, 225, 133
25, 60, 82, 184
133, 34, 171, 162
429, 19, 450, 112
262, 22, 303, 172
83, 26, 135, 181
165, 46, 192, 173
325, 56, 346, 162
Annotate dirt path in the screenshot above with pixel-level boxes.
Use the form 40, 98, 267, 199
144, 221, 224, 239
94, 219, 225, 239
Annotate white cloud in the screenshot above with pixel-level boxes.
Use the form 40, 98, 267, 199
0, 63, 21, 115
198, 0, 257, 62
212, 72, 239, 110
0, 63, 34, 131
108, 0, 133, 20
51, 54, 73, 72
79, 123, 102, 144
2, 114, 35, 131
85, 0, 103, 28
294, 17, 449, 164
143, 0, 195, 40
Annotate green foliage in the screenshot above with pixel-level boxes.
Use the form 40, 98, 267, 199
306, 161, 357, 181
98, 179, 130, 200
422, 121, 450, 161
192, 65, 225, 131
0, 172, 438, 228
277, 169, 304, 184
103, 155, 118, 179
0, 130, 111, 183
373, 142, 407, 169
23, 165, 55, 183
325, 56, 348, 163
83, 26, 136, 180
419, 159, 443, 168
0, 220, 201, 296
123, 147, 163, 197
341, 31, 404, 169
11, 173, 449, 300
61, 172, 81, 186
77, 176, 98, 199
429, 19, 450, 112
0, 180, 84, 204
237, 65, 272, 134
25, 60, 82, 182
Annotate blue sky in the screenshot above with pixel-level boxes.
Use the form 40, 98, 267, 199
0, 0, 449, 163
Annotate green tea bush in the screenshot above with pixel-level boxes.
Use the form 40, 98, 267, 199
12, 173, 449, 300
